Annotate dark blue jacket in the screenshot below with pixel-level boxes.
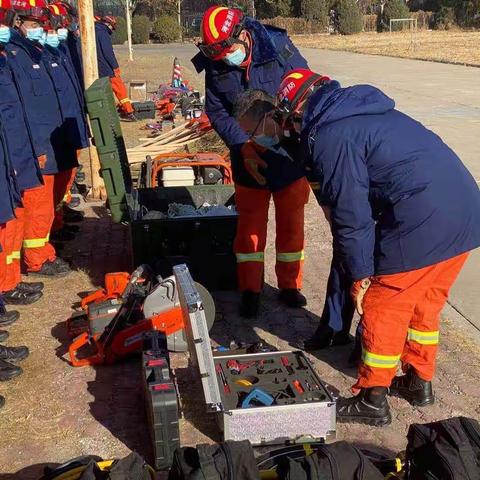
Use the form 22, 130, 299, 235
43, 45, 89, 154
302, 82, 480, 280
192, 18, 308, 189
0, 120, 20, 224
6, 30, 64, 174
0, 51, 42, 192
61, 32, 84, 90
95, 22, 118, 78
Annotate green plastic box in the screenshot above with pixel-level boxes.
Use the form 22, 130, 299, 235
85, 78, 237, 290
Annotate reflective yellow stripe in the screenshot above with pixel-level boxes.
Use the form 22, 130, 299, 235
209, 6, 228, 39
362, 349, 401, 369
309, 182, 320, 191
277, 250, 305, 262
408, 328, 439, 345
119, 98, 131, 105
23, 234, 49, 249
236, 252, 264, 263
6, 251, 21, 264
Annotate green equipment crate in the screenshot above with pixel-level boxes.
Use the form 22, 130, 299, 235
85, 78, 237, 291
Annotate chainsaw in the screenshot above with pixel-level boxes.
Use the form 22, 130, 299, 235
67, 265, 215, 367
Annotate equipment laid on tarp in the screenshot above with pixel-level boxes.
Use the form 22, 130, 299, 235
174, 264, 336, 445
142, 331, 180, 471
85, 78, 237, 290
67, 264, 216, 366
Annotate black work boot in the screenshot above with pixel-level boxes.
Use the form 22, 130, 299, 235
239, 291, 260, 318
0, 359, 23, 381
29, 258, 71, 278
302, 324, 352, 351
2, 288, 43, 305
50, 228, 76, 242
0, 345, 29, 363
0, 310, 19, 327
120, 112, 138, 122
389, 367, 434, 407
17, 281, 44, 293
279, 289, 307, 308
63, 208, 84, 223
0, 331, 9, 342
337, 387, 392, 426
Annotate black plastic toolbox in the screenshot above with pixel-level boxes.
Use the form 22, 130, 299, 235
142, 331, 180, 470
132, 101, 156, 119
85, 78, 237, 290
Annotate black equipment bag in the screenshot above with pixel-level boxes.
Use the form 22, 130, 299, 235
168, 440, 259, 480
406, 416, 480, 479
276, 441, 384, 480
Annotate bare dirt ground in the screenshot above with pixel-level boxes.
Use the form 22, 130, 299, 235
1, 49, 480, 478
293, 30, 480, 66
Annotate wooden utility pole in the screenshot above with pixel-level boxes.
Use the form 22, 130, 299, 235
125, 0, 134, 61
78, 0, 104, 198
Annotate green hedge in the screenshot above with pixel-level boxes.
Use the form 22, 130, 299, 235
132, 15, 151, 44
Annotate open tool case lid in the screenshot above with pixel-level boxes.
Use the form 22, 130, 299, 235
85, 78, 134, 223
174, 264, 223, 412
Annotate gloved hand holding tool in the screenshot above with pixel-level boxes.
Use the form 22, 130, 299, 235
350, 278, 371, 315
240, 140, 267, 186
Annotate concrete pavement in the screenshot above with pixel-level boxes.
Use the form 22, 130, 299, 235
121, 43, 480, 333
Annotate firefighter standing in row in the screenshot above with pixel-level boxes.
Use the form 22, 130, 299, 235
193, 6, 310, 317
0, 0, 46, 305
42, 4, 89, 242
6, 0, 72, 277
95, 15, 136, 121
234, 69, 480, 425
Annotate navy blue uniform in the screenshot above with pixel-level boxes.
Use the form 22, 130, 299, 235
95, 22, 118, 78
302, 82, 480, 279
61, 31, 84, 90
43, 45, 88, 153
0, 119, 20, 224
6, 30, 64, 174
192, 18, 308, 190
0, 51, 42, 192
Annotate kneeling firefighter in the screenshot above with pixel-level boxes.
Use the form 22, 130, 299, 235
192, 5, 311, 317
234, 69, 480, 425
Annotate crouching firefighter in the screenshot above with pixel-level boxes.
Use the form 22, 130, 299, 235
236, 68, 480, 425
192, 5, 311, 317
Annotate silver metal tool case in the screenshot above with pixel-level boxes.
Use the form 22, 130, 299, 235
173, 264, 336, 446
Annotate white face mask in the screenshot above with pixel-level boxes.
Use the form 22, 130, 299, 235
57, 28, 68, 41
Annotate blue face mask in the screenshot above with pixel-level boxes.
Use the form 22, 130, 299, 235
223, 48, 246, 67
57, 28, 68, 41
253, 134, 280, 148
45, 33, 60, 48
26, 27, 44, 43
0, 26, 11, 44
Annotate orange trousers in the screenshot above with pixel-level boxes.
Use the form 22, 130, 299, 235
234, 177, 310, 292
110, 69, 134, 114
0, 208, 24, 292
23, 175, 57, 272
355, 252, 469, 390
52, 167, 77, 232
0, 224, 6, 292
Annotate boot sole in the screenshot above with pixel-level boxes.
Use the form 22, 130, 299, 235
337, 413, 392, 427
389, 390, 435, 407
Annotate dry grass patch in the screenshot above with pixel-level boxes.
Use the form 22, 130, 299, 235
294, 30, 480, 66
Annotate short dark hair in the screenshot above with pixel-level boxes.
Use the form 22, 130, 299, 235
233, 89, 276, 121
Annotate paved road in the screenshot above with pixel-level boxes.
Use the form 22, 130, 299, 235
120, 43, 480, 332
